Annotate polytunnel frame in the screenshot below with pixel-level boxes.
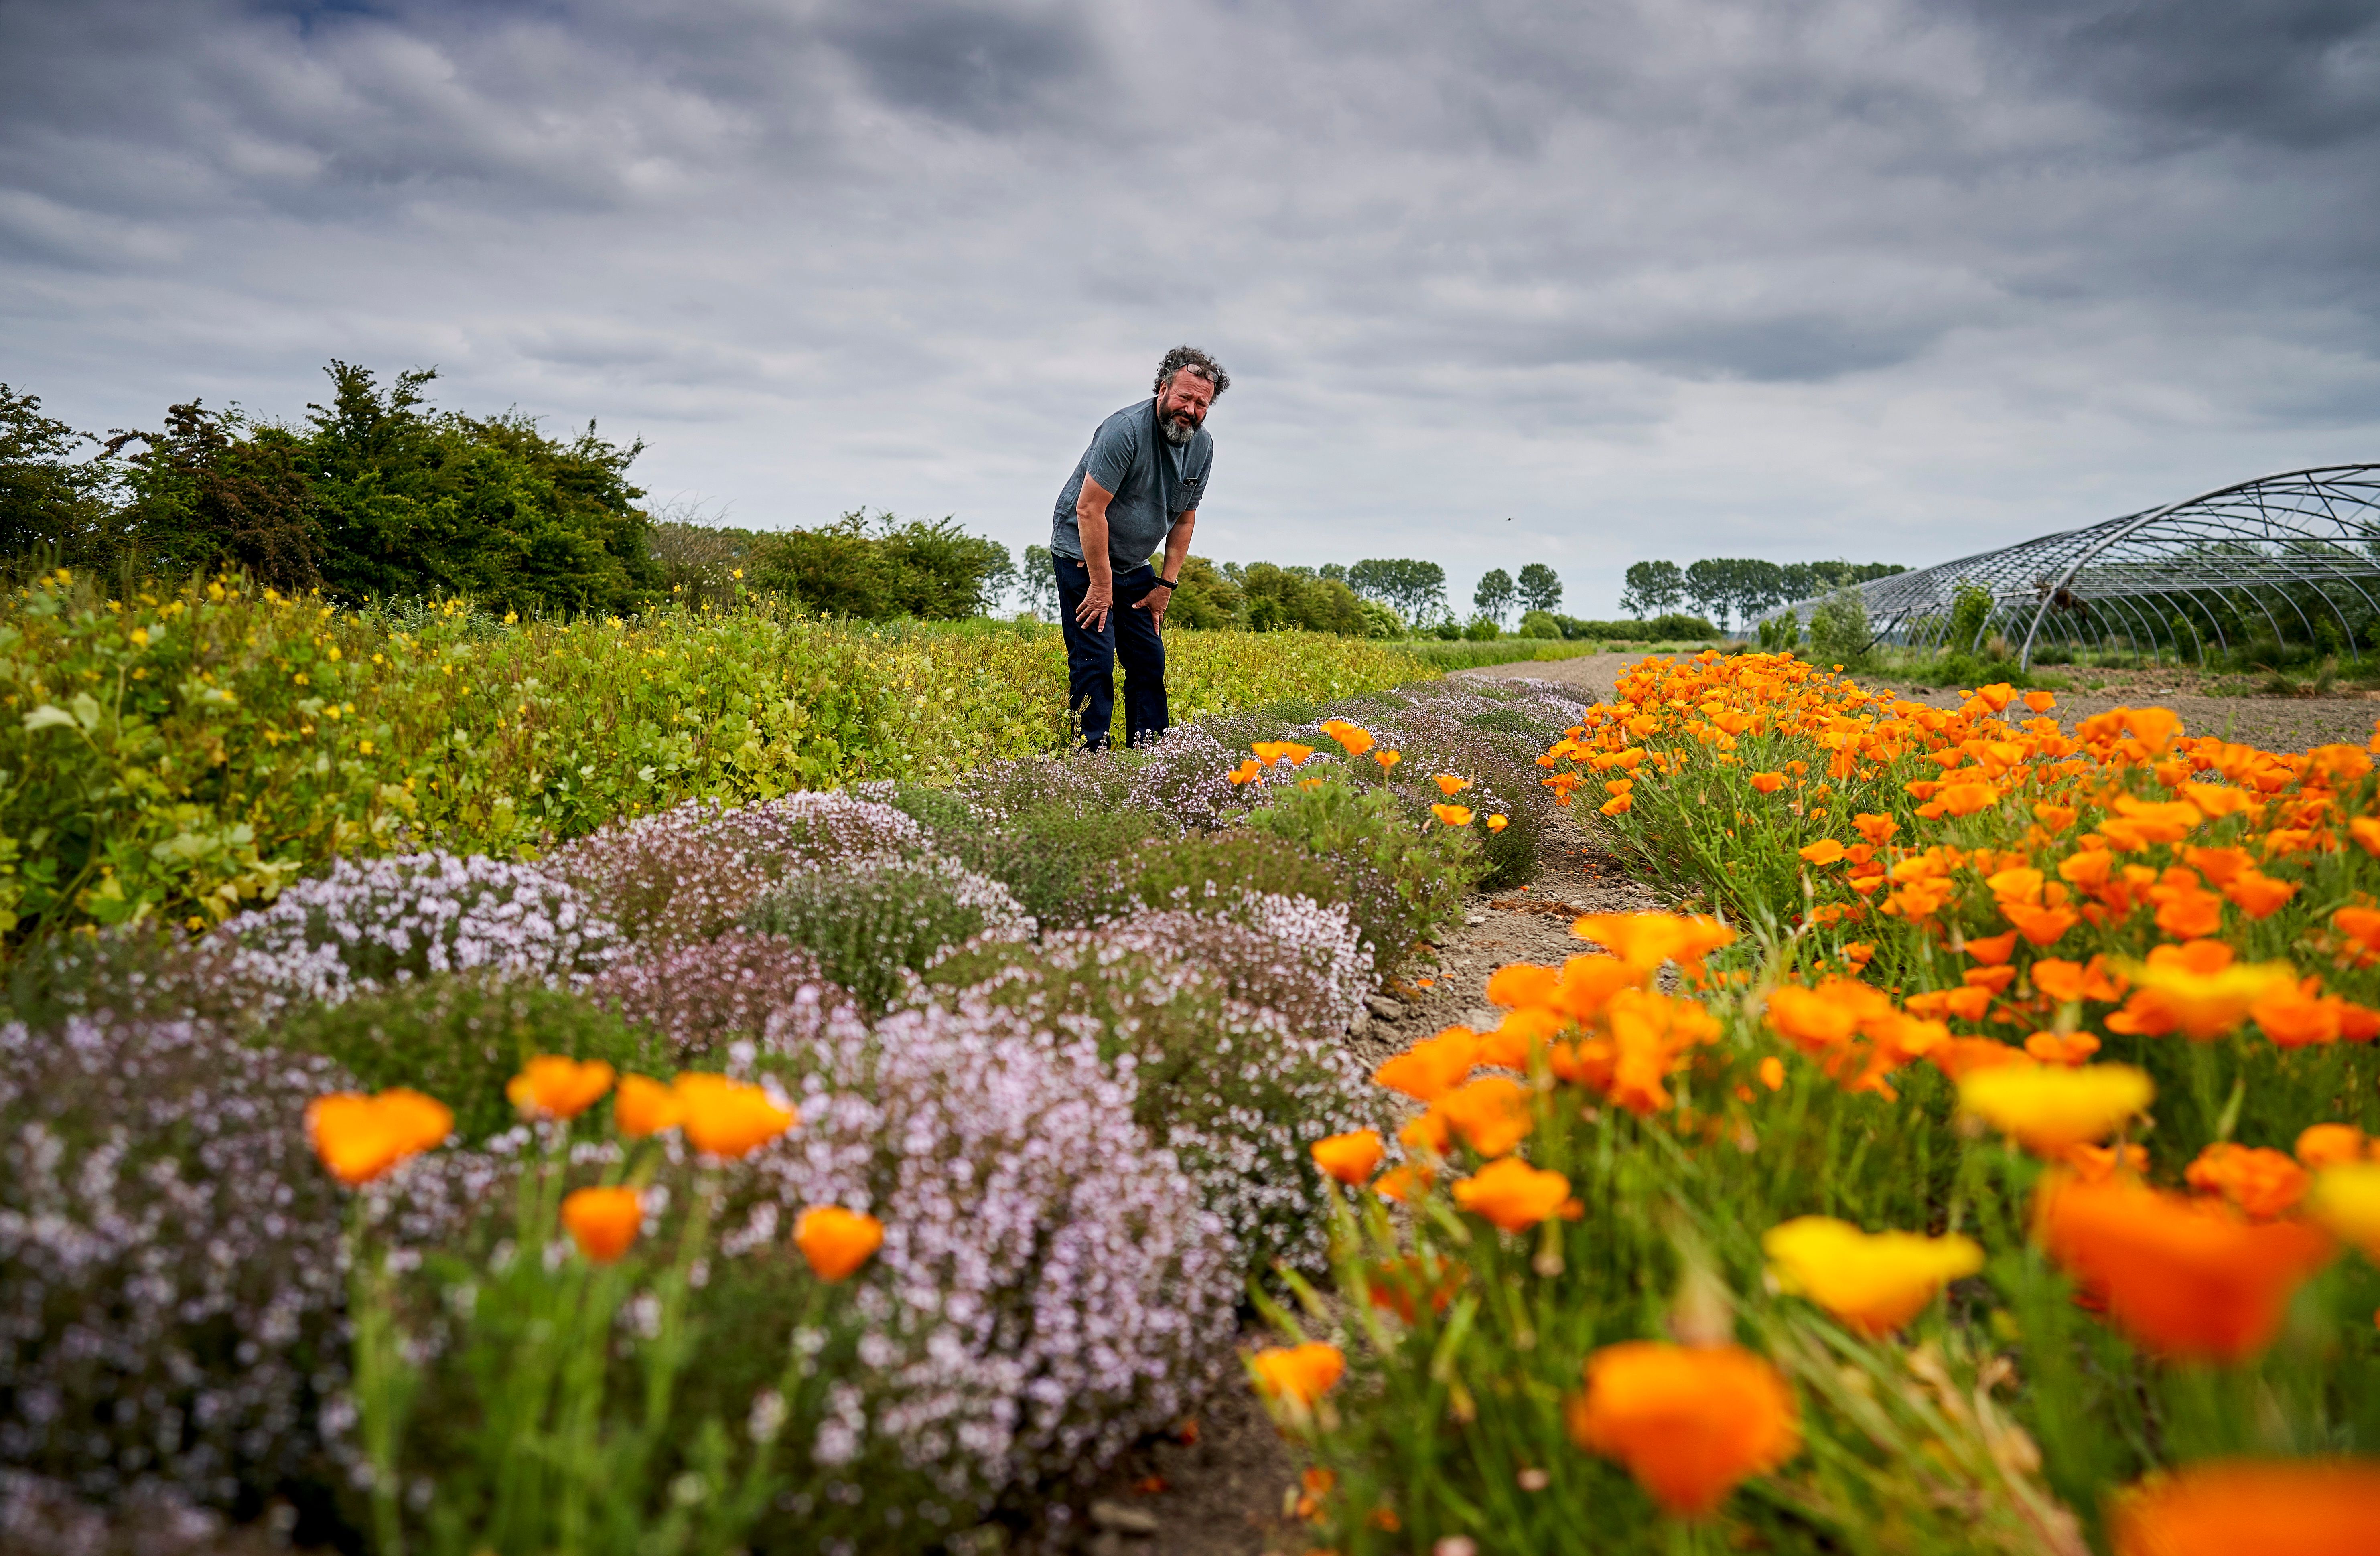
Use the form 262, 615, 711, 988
1779, 464, 2380, 671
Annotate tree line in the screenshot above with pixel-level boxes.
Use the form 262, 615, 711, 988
1620, 556, 1906, 631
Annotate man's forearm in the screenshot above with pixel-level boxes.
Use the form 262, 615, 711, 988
1161, 514, 1195, 581
1077, 503, 1113, 590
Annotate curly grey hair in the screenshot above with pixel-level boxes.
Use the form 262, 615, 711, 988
1154, 345, 1229, 399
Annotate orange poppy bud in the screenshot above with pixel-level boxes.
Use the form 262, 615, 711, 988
306, 1088, 454, 1186
506, 1054, 616, 1121
1757, 1056, 1786, 1091
793, 1205, 884, 1281
672, 1073, 797, 1159
1568, 1341, 1800, 1516
1309, 1129, 1386, 1185
560, 1186, 643, 1264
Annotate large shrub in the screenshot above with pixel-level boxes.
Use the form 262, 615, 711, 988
0, 1015, 353, 1522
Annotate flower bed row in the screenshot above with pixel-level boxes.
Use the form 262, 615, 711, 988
0, 673, 1588, 1554
1248, 651, 2380, 1555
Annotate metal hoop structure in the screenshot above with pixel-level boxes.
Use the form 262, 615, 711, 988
1781, 465, 2380, 670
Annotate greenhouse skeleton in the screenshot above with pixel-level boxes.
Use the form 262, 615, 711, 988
1779, 465, 2380, 670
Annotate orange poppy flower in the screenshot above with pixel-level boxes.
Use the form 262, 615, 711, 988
1317, 718, 1374, 757
1797, 838, 1846, 866
794, 1205, 885, 1281
613, 1073, 682, 1138
506, 1054, 617, 1121
1486, 813, 1509, 832
1851, 812, 1899, 845
1435, 1075, 1536, 1157
1749, 772, 1787, 795
1374, 749, 1402, 772
560, 1186, 643, 1264
2110, 941, 2296, 1041
1432, 773, 1474, 796
671, 1073, 797, 1159
1600, 792, 1633, 816
1372, 1162, 1435, 1202
1964, 931, 2019, 966
306, 1088, 454, 1186
1249, 1341, 1345, 1408
1432, 803, 1475, 827
2038, 1173, 2334, 1361
1568, 1341, 1801, 1516
1251, 740, 1315, 768
1450, 1156, 1581, 1232
1309, 1129, 1386, 1185
2183, 1142, 2308, 1219
2296, 1123, 2373, 1170
1226, 758, 1264, 785
1372, 1028, 1479, 1102
2023, 1030, 2102, 1066
2110, 1459, 2380, 1556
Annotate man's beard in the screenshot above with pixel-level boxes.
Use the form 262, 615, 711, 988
1160, 411, 1198, 446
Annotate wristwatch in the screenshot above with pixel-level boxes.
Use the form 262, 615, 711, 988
1156, 577, 1180, 590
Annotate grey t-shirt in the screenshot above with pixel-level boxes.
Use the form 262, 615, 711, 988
1051, 397, 1213, 568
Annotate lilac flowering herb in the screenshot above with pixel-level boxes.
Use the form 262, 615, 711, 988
746, 992, 1239, 1499
220, 851, 621, 1011
924, 930, 1388, 1277
553, 792, 930, 945
0, 1015, 355, 1518
738, 856, 1031, 1014
584, 930, 845, 1061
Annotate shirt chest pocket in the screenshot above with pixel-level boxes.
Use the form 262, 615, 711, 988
1175, 473, 1203, 510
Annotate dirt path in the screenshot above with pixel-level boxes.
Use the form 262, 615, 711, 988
1059, 669, 1658, 1556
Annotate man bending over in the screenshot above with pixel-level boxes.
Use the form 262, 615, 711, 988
1049, 344, 1223, 749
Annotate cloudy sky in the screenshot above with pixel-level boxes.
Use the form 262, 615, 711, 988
5, 0, 2378, 617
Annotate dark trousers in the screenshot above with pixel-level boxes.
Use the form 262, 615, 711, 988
1054, 553, 1169, 750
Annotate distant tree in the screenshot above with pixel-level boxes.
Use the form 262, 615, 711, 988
1347, 557, 1448, 628
1618, 559, 1686, 618
751, 511, 1009, 620
1318, 563, 1348, 582
106, 400, 323, 590
1515, 562, 1562, 615
1239, 562, 1370, 634
0, 384, 119, 566
1780, 559, 1907, 600
1473, 568, 1516, 626
1019, 544, 1058, 619
1682, 559, 1733, 630
1681, 557, 1792, 632
1164, 554, 1244, 629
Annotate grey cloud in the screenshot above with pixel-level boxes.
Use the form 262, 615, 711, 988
2, 0, 2378, 621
